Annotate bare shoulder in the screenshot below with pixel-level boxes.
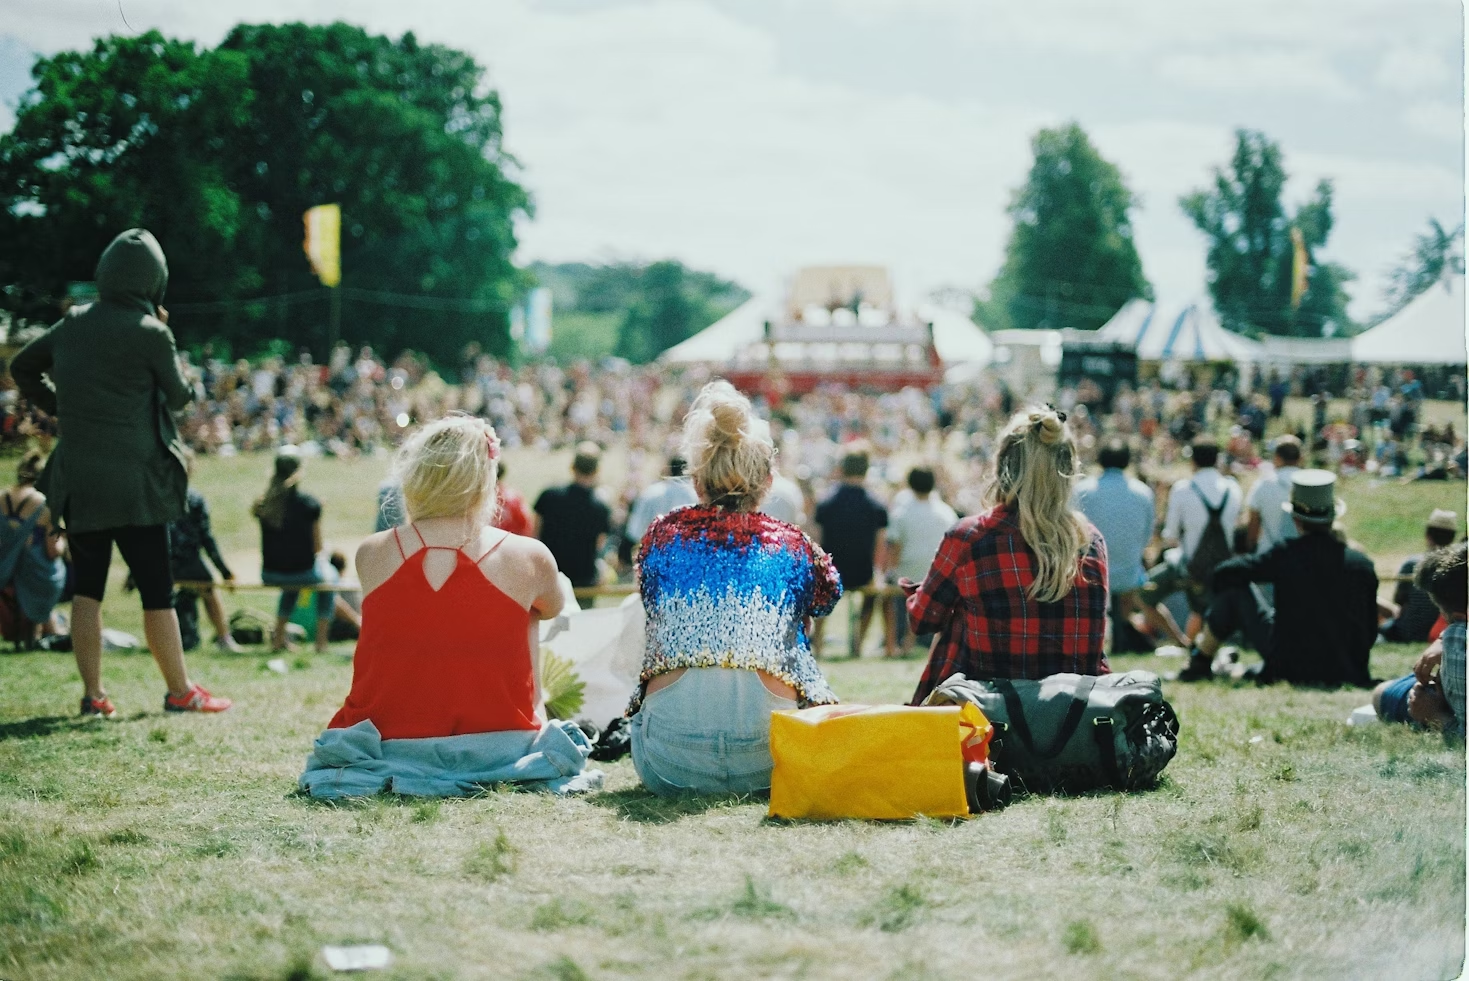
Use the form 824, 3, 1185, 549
498, 532, 555, 570
356, 529, 405, 593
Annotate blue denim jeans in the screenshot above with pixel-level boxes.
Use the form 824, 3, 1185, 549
630, 667, 797, 796
262, 557, 338, 622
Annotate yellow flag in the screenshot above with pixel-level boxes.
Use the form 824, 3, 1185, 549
1289, 226, 1308, 309
303, 203, 341, 288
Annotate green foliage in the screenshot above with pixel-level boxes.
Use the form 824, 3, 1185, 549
528, 259, 748, 363
978, 122, 1150, 332
0, 24, 529, 365
539, 648, 586, 720
1379, 218, 1464, 322
1180, 129, 1355, 338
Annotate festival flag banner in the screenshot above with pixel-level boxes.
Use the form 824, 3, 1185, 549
1289, 225, 1308, 309
303, 203, 342, 288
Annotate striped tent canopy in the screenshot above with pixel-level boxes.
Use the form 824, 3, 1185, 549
1097, 299, 1264, 363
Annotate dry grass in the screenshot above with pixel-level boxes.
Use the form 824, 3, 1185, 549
0, 449, 1464, 980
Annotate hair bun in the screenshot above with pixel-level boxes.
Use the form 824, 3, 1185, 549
1032, 410, 1065, 445
707, 399, 746, 448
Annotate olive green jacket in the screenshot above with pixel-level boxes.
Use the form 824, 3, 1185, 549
10, 229, 193, 533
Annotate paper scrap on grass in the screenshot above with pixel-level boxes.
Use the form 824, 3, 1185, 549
267, 658, 288, 674
322, 945, 392, 971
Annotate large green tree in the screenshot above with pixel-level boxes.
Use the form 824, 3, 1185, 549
1180, 129, 1355, 338
0, 24, 529, 364
978, 122, 1150, 332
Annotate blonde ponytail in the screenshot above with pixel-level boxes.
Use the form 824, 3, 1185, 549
987, 406, 1090, 603
682, 380, 774, 511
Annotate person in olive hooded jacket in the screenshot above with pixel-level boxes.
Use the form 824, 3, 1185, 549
11, 229, 231, 717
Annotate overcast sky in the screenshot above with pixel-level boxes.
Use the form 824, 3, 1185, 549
1, 0, 1463, 322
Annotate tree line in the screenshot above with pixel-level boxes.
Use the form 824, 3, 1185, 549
0, 23, 1459, 363
979, 122, 1462, 338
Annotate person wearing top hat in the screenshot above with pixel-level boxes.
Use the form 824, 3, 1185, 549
1379, 509, 1460, 644
1179, 470, 1377, 687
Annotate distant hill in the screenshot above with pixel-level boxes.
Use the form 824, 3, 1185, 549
528, 260, 748, 363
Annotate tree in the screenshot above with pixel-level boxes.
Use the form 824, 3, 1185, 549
1180, 129, 1355, 338
1379, 218, 1464, 321
977, 122, 1150, 332
0, 23, 530, 365
610, 260, 747, 364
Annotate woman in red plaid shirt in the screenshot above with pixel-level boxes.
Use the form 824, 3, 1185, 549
905, 406, 1109, 704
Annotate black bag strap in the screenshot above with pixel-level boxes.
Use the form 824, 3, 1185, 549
1190, 480, 1229, 520
1091, 716, 1125, 790
994, 675, 1097, 760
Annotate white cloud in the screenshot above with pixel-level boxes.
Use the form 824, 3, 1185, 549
1405, 102, 1465, 142
1375, 43, 1456, 94
1157, 50, 1357, 101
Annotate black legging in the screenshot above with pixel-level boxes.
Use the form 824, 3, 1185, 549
69, 525, 174, 611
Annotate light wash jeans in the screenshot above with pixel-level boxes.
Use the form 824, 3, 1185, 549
262, 555, 338, 622
630, 667, 797, 796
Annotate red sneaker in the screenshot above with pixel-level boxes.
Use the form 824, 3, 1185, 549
80, 695, 117, 719
163, 684, 232, 713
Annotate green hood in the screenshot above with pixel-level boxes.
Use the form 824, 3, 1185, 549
95, 228, 168, 312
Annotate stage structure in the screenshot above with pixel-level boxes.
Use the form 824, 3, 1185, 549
662, 266, 992, 398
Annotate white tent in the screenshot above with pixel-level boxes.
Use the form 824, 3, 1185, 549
1097, 299, 1264, 363
662, 296, 768, 363
1351, 275, 1466, 365
660, 297, 993, 368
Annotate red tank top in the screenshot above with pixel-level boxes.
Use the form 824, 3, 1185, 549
328, 526, 539, 739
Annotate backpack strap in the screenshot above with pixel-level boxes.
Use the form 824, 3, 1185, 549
1091, 716, 1125, 790
994, 675, 1098, 761
1190, 480, 1228, 518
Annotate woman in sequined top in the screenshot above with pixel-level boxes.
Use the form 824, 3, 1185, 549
629, 381, 842, 796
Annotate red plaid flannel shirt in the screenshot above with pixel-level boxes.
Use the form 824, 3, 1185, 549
908, 504, 1110, 704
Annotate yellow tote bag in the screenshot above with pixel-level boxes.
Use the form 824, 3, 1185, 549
768, 703, 988, 821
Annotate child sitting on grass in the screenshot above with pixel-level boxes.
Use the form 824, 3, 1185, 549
1372, 542, 1467, 737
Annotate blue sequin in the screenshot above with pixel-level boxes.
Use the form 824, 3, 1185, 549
629, 506, 842, 714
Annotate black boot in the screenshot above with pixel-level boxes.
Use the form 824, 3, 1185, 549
1176, 650, 1214, 682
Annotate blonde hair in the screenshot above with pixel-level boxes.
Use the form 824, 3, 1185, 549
986, 406, 1090, 604
393, 415, 500, 523
682, 380, 773, 511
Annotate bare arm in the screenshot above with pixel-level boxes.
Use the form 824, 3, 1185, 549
1243, 509, 1262, 554
312, 519, 324, 557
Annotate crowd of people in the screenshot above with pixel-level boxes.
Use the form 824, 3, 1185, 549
5, 227, 1465, 803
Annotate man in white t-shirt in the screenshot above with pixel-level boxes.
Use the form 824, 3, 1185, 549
1142, 436, 1242, 636
1242, 435, 1301, 555
887, 467, 957, 656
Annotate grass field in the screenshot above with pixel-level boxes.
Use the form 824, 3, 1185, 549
0, 449, 1466, 980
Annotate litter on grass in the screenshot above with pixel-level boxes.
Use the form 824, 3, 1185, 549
322, 945, 392, 971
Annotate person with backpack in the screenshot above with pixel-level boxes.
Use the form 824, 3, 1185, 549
1186, 470, 1377, 687
0, 449, 67, 645
1141, 436, 1240, 678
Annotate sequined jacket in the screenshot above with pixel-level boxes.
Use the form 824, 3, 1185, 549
630, 505, 842, 714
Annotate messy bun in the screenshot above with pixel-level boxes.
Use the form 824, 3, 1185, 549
1029, 408, 1065, 445
682, 380, 774, 511
988, 405, 1089, 603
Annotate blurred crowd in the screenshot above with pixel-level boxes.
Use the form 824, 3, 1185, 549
2, 343, 1463, 548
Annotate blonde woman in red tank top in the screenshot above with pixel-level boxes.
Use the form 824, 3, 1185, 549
332, 415, 566, 740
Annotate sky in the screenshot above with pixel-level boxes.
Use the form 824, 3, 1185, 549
0, 0, 1464, 324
